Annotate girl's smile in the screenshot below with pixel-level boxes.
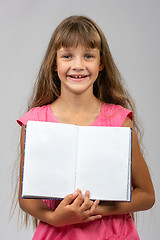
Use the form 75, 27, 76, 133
56, 45, 103, 95
67, 74, 90, 82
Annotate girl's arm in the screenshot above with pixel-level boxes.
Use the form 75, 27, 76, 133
19, 124, 101, 227
94, 117, 155, 216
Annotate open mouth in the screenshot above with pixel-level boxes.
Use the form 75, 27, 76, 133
67, 75, 89, 81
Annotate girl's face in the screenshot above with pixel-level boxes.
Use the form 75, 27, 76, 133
55, 45, 103, 96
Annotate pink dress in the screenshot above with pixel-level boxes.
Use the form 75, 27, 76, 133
17, 103, 140, 240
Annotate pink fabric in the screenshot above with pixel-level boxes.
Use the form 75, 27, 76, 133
17, 103, 139, 240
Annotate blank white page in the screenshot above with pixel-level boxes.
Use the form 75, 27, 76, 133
76, 127, 131, 201
22, 121, 78, 199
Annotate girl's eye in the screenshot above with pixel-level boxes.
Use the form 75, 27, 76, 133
62, 55, 72, 59
85, 54, 94, 59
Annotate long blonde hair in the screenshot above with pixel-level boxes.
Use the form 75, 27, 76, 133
13, 15, 141, 228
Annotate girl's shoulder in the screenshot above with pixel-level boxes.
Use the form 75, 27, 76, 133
103, 103, 132, 117
99, 103, 133, 127
17, 105, 51, 126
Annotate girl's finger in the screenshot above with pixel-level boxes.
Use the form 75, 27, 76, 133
90, 199, 100, 210
80, 191, 93, 211
72, 190, 84, 207
82, 199, 100, 218
83, 214, 102, 223
89, 199, 100, 214
62, 191, 79, 206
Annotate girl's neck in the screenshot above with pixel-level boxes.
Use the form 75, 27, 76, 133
50, 92, 103, 125
55, 91, 101, 112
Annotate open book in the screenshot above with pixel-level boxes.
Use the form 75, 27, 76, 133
22, 121, 132, 201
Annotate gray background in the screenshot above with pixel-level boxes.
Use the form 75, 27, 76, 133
0, 0, 159, 239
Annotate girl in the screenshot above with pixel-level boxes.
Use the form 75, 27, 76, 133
17, 15, 155, 239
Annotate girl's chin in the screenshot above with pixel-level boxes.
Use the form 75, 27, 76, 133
61, 81, 93, 95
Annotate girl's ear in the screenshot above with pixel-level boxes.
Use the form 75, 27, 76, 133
54, 63, 57, 71
99, 62, 104, 71
53, 60, 57, 71
99, 56, 104, 71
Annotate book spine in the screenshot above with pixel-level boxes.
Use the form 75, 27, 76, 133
127, 128, 132, 202
21, 125, 27, 199
130, 128, 133, 202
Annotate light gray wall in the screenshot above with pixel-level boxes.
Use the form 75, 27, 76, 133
0, 0, 159, 239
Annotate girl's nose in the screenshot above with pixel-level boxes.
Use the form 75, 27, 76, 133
71, 57, 85, 70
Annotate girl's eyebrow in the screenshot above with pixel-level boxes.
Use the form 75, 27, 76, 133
84, 49, 97, 52
58, 49, 71, 52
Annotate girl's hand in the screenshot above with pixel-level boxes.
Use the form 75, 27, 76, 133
51, 189, 102, 227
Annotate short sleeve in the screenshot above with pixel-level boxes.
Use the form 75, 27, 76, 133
99, 103, 133, 127
114, 105, 133, 126
122, 108, 133, 121
17, 105, 57, 127
17, 108, 39, 126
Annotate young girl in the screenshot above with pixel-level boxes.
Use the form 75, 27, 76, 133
17, 15, 155, 239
